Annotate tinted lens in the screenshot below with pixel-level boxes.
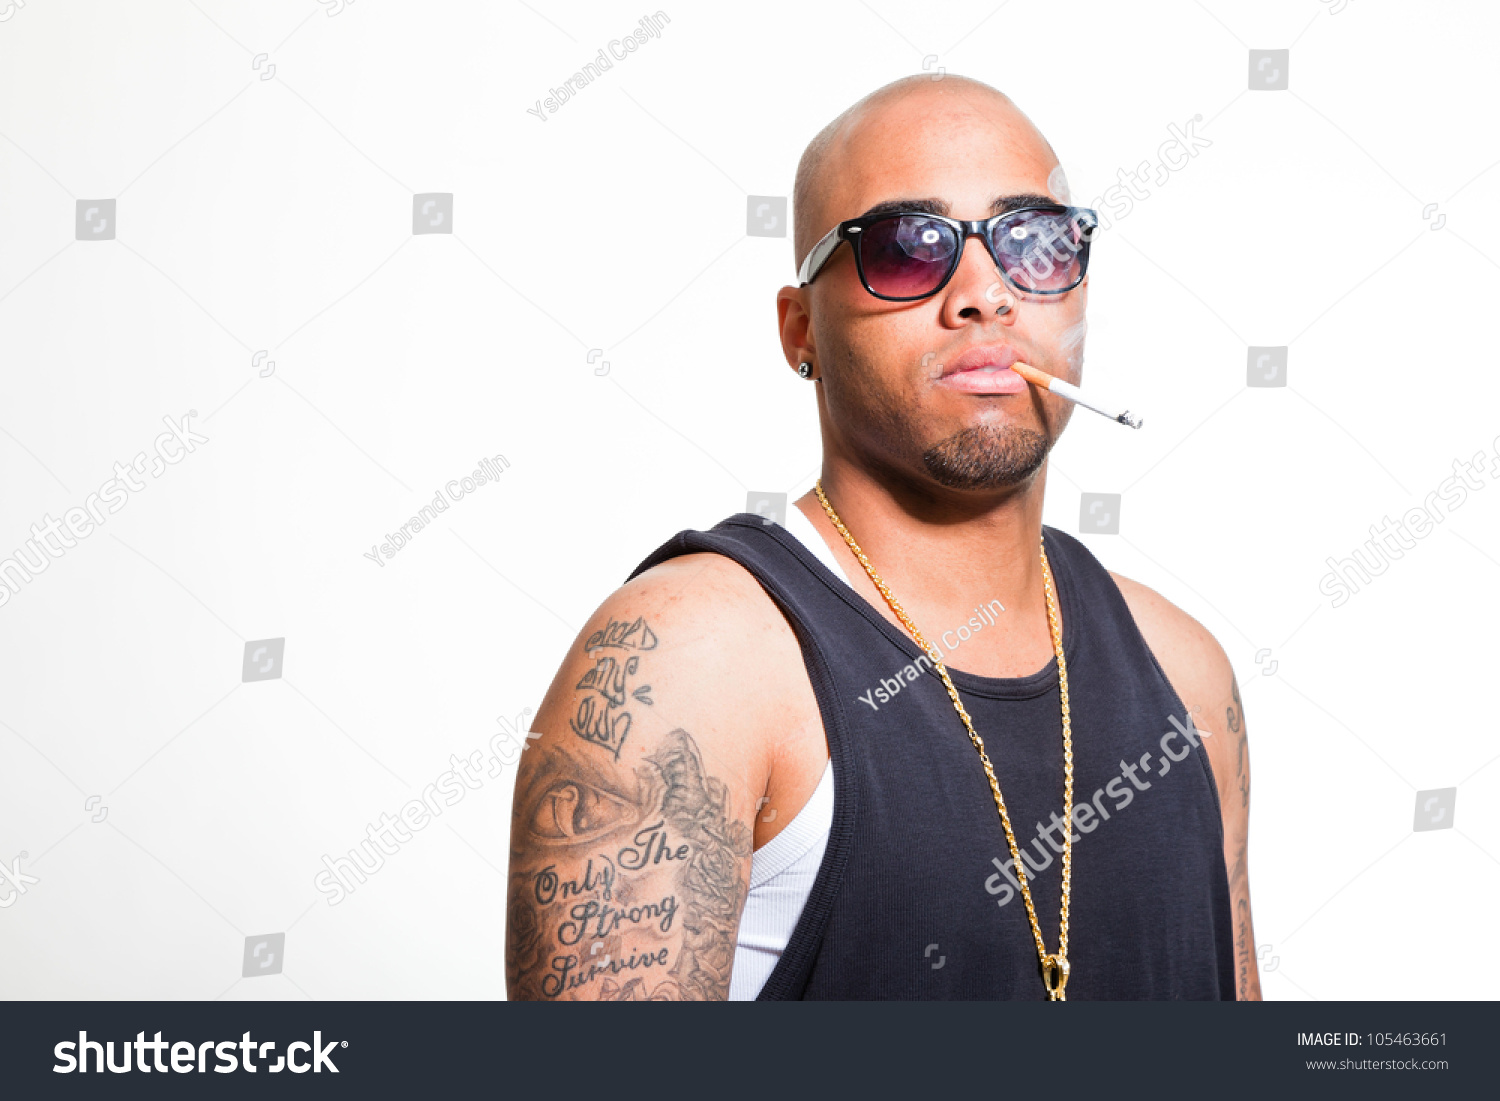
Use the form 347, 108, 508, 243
991, 208, 1090, 292
858, 215, 959, 298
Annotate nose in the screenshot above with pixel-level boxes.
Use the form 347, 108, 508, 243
941, 229, 1016, 325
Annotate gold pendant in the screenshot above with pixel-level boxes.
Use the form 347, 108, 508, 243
1041, 954, 1070, 1001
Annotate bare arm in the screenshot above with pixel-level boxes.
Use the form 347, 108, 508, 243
1111, 572, 1262, 1000
506, 559, 768, 1000
1215, 670, 1261, 1000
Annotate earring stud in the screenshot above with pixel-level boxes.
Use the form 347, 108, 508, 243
797, 361, 814, 379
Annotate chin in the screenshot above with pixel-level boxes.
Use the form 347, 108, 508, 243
920, 422, 1051, 491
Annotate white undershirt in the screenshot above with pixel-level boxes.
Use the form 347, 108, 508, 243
726, 504, 850, 1000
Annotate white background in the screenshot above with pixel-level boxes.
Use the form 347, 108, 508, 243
1, 0, 1496, 1000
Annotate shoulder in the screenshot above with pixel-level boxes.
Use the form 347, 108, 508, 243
1107, 570, 1241, 746
1108, 572, 1230, 690
531, 550, 801, 781
617, 550, 804, 668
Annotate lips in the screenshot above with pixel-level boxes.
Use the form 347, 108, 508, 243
933, 345, 1028, 395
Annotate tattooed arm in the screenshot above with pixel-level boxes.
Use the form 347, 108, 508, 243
1213, 671, 1260, 1001
506, 555, 775, 1001
1110, 572, 1263, 1001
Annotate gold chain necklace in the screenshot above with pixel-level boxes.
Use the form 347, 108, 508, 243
813, 479, 1075, 1000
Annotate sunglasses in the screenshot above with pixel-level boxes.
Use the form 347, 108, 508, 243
797, 204, 1099, 302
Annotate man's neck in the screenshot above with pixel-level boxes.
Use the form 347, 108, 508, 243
793, 459, 1057, 678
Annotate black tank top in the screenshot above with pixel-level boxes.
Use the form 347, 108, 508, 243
627, 514, 1237, 1000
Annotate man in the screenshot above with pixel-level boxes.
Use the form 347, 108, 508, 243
505, 74, 1260, 1001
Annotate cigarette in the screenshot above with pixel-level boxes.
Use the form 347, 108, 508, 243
1011, 362, 1143, 429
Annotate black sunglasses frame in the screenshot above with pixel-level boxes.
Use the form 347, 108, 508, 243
797, 204, 1100, 302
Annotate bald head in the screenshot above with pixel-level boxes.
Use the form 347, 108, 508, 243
792, 75, 1063, 274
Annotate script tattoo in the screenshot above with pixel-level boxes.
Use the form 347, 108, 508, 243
1228, 829, 1250, 992
506, 726, 751, 1001
585, 615, 659, 653
570, 617, 656, 758
1227, 840, 1247, 894
1228, 674, 1248, 809
1235, 897, 1252, 1000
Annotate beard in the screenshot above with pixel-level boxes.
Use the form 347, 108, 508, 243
920, 421, 1051, 490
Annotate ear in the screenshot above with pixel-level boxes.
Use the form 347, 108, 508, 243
776, 285, 815, 373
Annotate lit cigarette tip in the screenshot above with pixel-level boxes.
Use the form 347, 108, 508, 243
1012, 361, 1143, 431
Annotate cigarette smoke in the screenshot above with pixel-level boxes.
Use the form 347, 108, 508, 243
1058, 314, 1088, 374
1047, 164, 1071, 204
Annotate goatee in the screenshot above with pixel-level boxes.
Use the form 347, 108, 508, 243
921, 423, 1051, 490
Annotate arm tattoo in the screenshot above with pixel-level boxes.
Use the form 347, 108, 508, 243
1227, 838, 1247, 892
1228, 834, 1253, 998
1235, 898, 1252, 1000
1228, 673, 1248, 809
506, 727, 752, 1000
1225, 673, 1241, 735
570, 616, 657, 759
